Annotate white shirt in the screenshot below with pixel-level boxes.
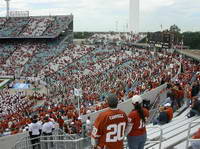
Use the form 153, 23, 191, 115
3, 131, 11, 136
86, 119, 91, 126
42, 121, 55, 134
86, 119, 91, 130
29, 122, 42, 136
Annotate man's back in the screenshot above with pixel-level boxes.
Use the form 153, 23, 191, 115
92, 109, 128, 149
42, 121, 54, 134
29, 122, 41, 136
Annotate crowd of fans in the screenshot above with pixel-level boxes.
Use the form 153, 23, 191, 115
0, 33, 199, 146
43, 44, 179, 114
0, 89, 35, 137
38, 45, 95, 77
87, 33, 144, 45
0, 15, 72, 38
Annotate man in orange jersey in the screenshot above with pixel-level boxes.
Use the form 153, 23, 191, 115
91, 94, 128, 149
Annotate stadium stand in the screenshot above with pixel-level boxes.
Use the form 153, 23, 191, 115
0, 15, 73, 38
0, 19, 199, 149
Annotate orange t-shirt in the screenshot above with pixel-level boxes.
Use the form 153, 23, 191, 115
193, 128, 200, 139
92, 109, 128, 149
165, 107, 173, 121
128, 108, 149, 136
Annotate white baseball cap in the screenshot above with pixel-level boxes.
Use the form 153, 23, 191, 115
132, 95, 142, 104
164, 103, 171, 107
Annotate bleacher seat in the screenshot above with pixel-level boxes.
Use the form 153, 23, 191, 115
145, 108, 200, 149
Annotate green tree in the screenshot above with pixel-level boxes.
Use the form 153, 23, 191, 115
182, 32, 200, 49
170, 24, 181, 33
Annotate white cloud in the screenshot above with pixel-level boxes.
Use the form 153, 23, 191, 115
141, 0, 175, 13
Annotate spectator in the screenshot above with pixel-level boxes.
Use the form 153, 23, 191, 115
191, 128, 200, 149
42, 116, 55, 148
192, 82, 200, 97
29, 115, 42, 149
187, 97, 200, 118
164, 103, 173, 122
125, 95, 149, 149
57, 115, 64, 130
91, 94, 128, 149
162, 92, 173, 106
3, 128, 11, 137
153, 106, 169, 125
142, 99, 150, 110
86, 116, 92, 136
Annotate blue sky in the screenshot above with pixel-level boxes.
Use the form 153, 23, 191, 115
0, 0, 199, 32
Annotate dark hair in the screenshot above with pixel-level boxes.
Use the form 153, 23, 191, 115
44, 116, 49, 121
167, 92, 172, 98
107, 94, 118, 109
31, 118, 38, 123
134, 103, 146, 123
32, 115, 38, 120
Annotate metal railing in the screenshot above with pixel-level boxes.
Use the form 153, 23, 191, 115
13, 135, 91, 149
186, 120, 200, 149
147, 94, 161, 124
12, 129, 91, 149
146, 126, 163, 149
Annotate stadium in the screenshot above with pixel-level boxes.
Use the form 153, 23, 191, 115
0, 0, 200, 149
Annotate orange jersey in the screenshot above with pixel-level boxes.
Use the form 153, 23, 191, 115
92, 109, 128, 149
128, 108, 149, 136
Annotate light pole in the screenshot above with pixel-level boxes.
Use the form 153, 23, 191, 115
4, 0, 10, 18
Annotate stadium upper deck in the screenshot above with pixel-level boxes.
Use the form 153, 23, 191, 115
0, 15, 73, 38
0, 14, 73, 76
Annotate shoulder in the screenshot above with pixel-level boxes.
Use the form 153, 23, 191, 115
98, 110, 110, 118
95, 110, 109, 122
128, 110, 137, 117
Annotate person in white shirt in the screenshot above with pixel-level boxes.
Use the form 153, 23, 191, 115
42, 116, 55, 135
86, 116, 91, 136
3, 128, 11, 136
42, 116, 55, 148
29, 115, 42, 149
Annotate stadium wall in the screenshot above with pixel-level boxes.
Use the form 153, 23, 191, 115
0, 132, 27, 149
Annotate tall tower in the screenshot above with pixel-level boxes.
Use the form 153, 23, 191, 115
129, 0, 139, 33
5, 0, 10, 18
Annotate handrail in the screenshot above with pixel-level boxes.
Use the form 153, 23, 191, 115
146, 126, 163, 149
12, 128, 76, 149
147, 93, 161, 124
13, 134, 90, 149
